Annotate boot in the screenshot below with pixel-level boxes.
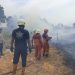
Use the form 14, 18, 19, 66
12, 64, 17, 75
21, 67, 25, 75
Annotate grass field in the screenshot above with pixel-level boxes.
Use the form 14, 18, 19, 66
0, 46, 72, 75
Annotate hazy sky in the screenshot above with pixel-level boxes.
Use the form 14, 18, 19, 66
0, 0, 75, 25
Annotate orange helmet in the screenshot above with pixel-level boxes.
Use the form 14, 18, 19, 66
44, 29, 48, 32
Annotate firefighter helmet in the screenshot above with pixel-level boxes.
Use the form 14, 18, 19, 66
17, 19, 25, 26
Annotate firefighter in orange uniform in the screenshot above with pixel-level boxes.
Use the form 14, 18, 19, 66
42, 29, 52, 57
32, 30, 42, 60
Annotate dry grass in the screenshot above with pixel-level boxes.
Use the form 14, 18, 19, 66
0, 47, 72, 75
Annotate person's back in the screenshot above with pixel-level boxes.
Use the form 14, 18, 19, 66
33, 33, 42, 46
42, 33, 49, 41
12, 28, 29, 50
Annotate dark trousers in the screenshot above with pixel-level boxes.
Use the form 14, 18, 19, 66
13, 49, 27, 67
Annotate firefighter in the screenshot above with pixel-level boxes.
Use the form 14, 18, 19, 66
42, 29, 52, 57
32, 30, 42, 60
0, 28, 3, 57
10, 20, 31, 75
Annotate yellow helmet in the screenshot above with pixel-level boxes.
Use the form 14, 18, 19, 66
17, 19, 25, 26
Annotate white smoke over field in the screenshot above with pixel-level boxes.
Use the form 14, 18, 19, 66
1, 16, 75, 58
6, 16, 53, 34
5, 16, 75, 43
53, 26, 75, 59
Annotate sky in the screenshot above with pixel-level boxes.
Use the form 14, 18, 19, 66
0, 0, 75, 25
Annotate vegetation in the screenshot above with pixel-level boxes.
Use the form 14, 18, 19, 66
0, 5, 6, 23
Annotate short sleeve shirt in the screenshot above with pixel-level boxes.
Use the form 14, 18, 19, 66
12, 28, 29, 49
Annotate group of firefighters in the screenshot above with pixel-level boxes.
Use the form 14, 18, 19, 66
0, 20, 52, 75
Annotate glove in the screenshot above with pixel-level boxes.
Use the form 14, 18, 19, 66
10, 46, 14, 52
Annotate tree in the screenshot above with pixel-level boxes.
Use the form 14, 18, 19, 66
0, 5, 6, 23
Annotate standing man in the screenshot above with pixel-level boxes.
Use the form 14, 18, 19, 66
0, 28, 3, 57
10, 20, 31, 75
42, 29, 52, 57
